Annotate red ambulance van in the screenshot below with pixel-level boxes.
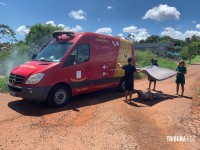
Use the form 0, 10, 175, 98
8, 31, 135, 107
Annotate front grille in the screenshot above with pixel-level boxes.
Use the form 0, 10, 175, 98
9, 74, 25, 84
8, 84, 22, 92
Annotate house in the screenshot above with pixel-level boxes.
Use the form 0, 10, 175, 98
134, 42, 174, 57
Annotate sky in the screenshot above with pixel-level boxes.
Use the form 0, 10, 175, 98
1, 0, 200, 42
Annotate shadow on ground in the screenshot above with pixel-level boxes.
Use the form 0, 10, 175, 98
8, 88, 124, 116
131, 93, 191, 107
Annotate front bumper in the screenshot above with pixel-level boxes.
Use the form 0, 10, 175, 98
8, 83, 51, 101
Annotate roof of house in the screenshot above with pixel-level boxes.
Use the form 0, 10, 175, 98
135, 42, 174, 48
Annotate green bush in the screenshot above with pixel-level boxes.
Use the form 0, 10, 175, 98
0, 76, 9, 92
0, 49, 11, 60
135, 72, 147, 79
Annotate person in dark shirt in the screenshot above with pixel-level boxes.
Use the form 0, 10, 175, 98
118, 57, 136, 103
153, 59, 159, 67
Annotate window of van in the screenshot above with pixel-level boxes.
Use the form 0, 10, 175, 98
34, 40, 73, 62
66, 44, 90, 66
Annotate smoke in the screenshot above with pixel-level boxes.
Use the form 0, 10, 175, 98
0, 48, 32, 76
0, 37, 50, 76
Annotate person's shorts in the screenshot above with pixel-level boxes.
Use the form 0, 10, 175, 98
125, 80, 134, 91
148, 75, 156, 81
176, 76, 185, 84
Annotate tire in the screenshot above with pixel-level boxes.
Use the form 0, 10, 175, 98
47, 85, 71, 107
118, 78, 126, 92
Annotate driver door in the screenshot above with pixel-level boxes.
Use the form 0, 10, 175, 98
65, 44, 92, 94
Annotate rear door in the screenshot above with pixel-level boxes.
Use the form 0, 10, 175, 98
91, 43, 116, 89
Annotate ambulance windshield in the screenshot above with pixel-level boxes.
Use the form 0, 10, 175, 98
34, 40, 73, 62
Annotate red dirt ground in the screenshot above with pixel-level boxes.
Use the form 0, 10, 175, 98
0, 63, 199, 150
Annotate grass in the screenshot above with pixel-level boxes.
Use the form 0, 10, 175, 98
135, 50, 177, 69
183, 55, 200, 65
0, 76, 9, 93
135, 50, 178, 79
188, 55, 200, 64
197, 86, 200, 95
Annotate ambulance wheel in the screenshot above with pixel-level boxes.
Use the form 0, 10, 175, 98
47, 85, 71, 107
118, 78, 126, 92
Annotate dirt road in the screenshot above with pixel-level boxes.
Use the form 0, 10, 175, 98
0, 64, 199, 150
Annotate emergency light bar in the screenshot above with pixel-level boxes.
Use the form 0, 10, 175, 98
53, 30, 75, 39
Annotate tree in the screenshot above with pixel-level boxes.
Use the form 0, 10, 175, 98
160, 36, 173, 42
0, 24, 16, 42
127, 34, 134, 42
14, 41, 30, 53
25, 24, 62, 50
160, 36, 185, 46
185, 37, 191, 43
145, 35, 161, 43
174, 46, 182, 52
139, 39, 145, 43
180, 42, 200, 64
191, 35, 200, 42
191, 35, 197, 42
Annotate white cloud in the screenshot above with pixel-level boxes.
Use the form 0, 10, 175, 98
46, 21, 83, 32
123, 26, 137, 33
70, 25, 83, 32
58, 24, 65, 28
16, 25, 30, 35
161, 27, 183, 39
134, 29, 150, 41
95, 27, 112, 34
117, 33, 124, 38
142, 4, 180, 21
185, 30, 200, 37
0, 2, 6, 5
196, 24, 200, 30
107, 6, 113, 9
58, 24, 83, 32
122, 25, 150, 41
69, 10, 86, 20
46, 21, 56, 26
161, 27, 200, 40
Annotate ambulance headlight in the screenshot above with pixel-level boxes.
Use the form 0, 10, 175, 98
25, 73, 45, 84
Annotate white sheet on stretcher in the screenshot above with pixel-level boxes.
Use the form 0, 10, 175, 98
137, 65, 177, 81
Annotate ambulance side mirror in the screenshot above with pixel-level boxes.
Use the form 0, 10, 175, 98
32, 54, 37, 60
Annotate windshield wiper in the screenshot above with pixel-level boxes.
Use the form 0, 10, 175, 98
39, 59, 52, 62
